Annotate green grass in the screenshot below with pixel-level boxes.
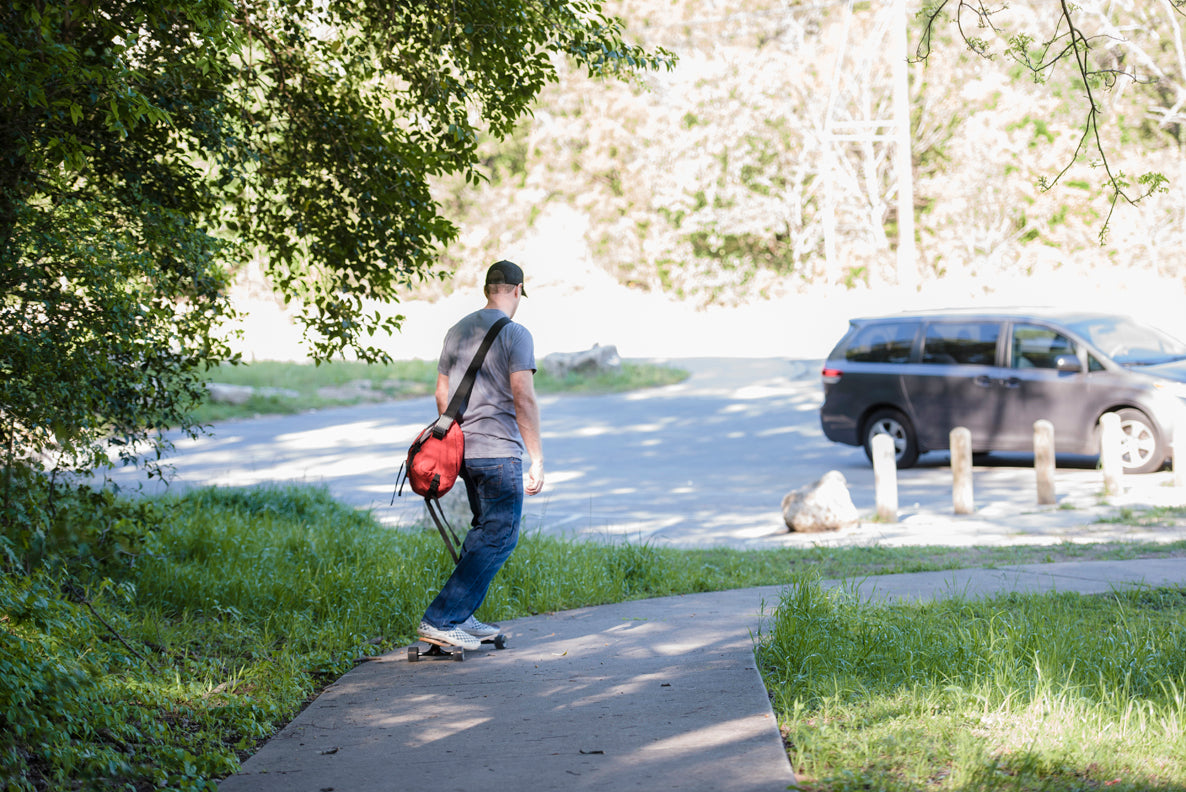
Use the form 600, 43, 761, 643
193, 359, 688, 423
1098, 505, 1186, 528
760, 576, 1186, 791
4, 488, 1186, 790
534, 360, 688, 394
660, 539, 1186, 580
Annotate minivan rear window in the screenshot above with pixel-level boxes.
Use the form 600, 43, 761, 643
921, 321, 1000, 366
844, 322, 918, 363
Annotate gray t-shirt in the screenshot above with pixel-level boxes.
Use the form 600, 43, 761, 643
438, 308, 536, 459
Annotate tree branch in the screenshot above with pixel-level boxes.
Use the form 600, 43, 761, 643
65, 582, 159, 671
914, 0, 1174, 242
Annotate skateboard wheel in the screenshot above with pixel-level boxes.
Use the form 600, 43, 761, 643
493, 634, 507, 650
451, 648, 465, 662
407, 646, 419, 662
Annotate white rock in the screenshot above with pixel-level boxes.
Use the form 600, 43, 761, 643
781, 471, 860, 533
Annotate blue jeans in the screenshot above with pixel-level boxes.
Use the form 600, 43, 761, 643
422, 457, 522, 629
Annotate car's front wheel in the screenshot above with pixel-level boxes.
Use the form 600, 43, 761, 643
1112, 408, 1166, 475
862, 408, 920, 469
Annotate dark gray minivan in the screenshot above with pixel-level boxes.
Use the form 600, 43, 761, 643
819, 309, 1186, 473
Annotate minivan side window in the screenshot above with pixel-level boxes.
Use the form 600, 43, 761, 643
921, 322, 1000, 366
844, 322, 918, 363
1011, 324, 1075, 369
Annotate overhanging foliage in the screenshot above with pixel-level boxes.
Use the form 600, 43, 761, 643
0, 0, 672, 551
917, 0, 1185, 238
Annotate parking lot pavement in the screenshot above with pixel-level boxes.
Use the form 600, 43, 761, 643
105, 357, 1186, 550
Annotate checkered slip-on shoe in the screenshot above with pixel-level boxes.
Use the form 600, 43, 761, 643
418, 621, 481, 650
459, 616, 501, 639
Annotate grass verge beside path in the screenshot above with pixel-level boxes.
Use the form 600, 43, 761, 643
673, 539, 1186, 583
4, 486, 1185, 790
760, 576, 1186, 792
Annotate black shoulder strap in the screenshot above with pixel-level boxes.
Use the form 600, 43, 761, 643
433, 316, 511, 438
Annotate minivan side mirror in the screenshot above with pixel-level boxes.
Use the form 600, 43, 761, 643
1055, 354, 1083, 373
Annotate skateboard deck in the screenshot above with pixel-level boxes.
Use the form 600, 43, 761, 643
407, 632, 508, 662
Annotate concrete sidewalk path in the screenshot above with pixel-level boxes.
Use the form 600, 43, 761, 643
218, 558, 1186, 792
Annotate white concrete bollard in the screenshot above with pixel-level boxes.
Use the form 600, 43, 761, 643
1034, 419, 1056, 505
1176, 418, 1186, 490
950, 427, 973, 515
1099, 412, 1123, 496
872, 433, 898, 523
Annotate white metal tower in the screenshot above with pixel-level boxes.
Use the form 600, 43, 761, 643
822, 0, 916, 287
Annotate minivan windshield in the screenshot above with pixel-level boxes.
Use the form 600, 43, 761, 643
1066, 316, 1186, 366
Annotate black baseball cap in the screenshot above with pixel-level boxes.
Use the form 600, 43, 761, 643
485, 260, 527, 296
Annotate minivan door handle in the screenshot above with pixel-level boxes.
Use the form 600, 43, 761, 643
1000, 377, 1021, 388
974, 375, 994, 388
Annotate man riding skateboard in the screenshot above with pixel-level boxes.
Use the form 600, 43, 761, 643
417, 260, 546, 651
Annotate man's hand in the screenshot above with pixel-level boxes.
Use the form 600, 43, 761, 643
526, 458, 545, 496
512, 369, 545, 496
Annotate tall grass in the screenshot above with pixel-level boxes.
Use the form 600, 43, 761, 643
760, 576, 1186, 791
4, 484, 797, 790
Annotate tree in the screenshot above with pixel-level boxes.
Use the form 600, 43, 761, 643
916, 0, 1186, 238
0, 0, 673, 553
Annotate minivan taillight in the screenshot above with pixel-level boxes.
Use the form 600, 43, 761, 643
821, 367, 843, 386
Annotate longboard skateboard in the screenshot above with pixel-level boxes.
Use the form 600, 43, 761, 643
407, 632, 508, 662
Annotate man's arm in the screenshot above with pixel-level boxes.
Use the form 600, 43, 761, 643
435, 372, 449, 415
511, 369, 544, 495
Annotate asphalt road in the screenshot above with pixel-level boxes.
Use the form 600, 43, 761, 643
105, 357, 1186, 548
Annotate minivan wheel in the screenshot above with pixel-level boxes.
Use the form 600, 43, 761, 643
862, 408, 920, 469
1112, 408, 1166, 475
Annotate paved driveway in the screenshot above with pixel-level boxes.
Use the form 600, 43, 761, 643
106, 358, 1186, 548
